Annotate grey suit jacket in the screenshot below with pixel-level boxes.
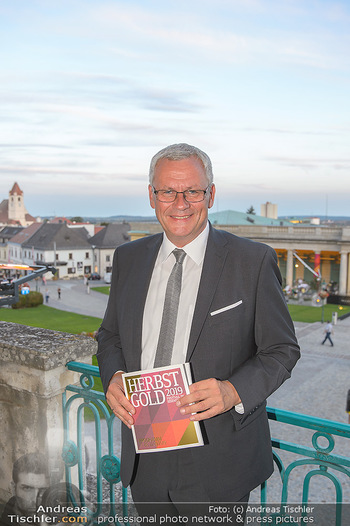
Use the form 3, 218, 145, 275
97, 225, 300, 498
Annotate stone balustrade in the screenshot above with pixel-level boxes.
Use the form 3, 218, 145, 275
0, 321, 97, 508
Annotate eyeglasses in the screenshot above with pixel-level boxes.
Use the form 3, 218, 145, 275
152, 186, 210, 203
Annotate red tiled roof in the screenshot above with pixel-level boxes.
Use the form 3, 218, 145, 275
50, 217, 72, 224
9, 182, 23, 196
9, 223, 43, 244
0, 199, 9, 223
25, 213, 36, 222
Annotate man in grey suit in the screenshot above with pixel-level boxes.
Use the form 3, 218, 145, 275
97, 143, 300, 516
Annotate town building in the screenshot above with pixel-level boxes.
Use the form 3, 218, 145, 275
6, 222, 131, 280
0, 226, 24, 263
88, 222, 131, 277
50, 216, 101, 237
261, 201, 278, 219
8, 223, 92, 279
7, 223, 43, 266
0, 183, 37, 227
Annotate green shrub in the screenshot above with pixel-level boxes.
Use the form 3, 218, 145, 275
12, 291, 44, 309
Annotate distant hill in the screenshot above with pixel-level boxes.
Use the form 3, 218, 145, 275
83, 215, 157, 223
41, 215, 157, 223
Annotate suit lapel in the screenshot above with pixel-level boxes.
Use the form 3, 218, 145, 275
186, 226, 228, 361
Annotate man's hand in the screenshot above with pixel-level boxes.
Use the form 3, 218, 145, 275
176, 378, 241, 421
106, 372, 135, 429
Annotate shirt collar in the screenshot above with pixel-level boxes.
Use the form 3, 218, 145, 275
159, 222, 209, 265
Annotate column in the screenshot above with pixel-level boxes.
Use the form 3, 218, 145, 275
286, 250, 294, 288
314, 252, 321, 279
339, 251, 348, 295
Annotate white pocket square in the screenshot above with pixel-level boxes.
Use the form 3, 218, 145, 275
210, 300, 243, 317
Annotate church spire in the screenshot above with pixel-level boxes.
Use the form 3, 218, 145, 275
9, 182, 23, 196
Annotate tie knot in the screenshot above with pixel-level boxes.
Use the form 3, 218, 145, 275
173, 248, 186, 265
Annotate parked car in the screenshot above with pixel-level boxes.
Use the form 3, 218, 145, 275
88, 272, 101, 280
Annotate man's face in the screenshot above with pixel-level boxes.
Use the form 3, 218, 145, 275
15, 472, 48, 514
149, 156, 215, 247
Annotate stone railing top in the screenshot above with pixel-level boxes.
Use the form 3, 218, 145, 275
0, 321, 97, 370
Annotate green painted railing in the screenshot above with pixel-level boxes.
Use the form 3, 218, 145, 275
62, 361, 350, 525
264, 407, 350, 525
62, 362, 128, 524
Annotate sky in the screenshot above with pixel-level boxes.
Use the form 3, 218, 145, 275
1, 0, 350, 218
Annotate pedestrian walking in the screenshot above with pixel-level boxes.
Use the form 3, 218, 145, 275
57, 287, 61, 299
322, 320, 334, 346
45, 289, 50, 304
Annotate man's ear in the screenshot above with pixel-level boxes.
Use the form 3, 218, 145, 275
148, 185, 156, 210
208, 184, 216, 209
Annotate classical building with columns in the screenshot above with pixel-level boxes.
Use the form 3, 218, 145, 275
221, 224, 350, 295
129, 221, 350, 296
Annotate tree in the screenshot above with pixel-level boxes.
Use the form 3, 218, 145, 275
246, 206, 256, 215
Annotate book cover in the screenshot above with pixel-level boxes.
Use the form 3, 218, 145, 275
122, 363, 204, 453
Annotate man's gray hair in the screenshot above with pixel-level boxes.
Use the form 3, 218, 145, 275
149, 143, 213, 185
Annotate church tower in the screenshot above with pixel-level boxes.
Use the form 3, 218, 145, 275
8, 182, 28, 225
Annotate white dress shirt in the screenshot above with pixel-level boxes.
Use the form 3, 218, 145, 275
141, 223, 209, 370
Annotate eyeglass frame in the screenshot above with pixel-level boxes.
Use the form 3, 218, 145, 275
152, 185, 211, 203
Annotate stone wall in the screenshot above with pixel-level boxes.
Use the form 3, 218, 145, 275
0, 321, 97, 508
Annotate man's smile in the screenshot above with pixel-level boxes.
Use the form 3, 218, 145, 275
149, 156, 215, 247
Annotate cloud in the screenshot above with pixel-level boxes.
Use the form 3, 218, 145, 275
0, 143, 73, 150
76, 2, 350, 71
0, 71, 202, 123
3, 1, 350, 73
63, 73, 203, 113
264, 156, 350, 170
238, 127, 339, 137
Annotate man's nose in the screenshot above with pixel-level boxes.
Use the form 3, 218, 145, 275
174, 192, 190, 208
